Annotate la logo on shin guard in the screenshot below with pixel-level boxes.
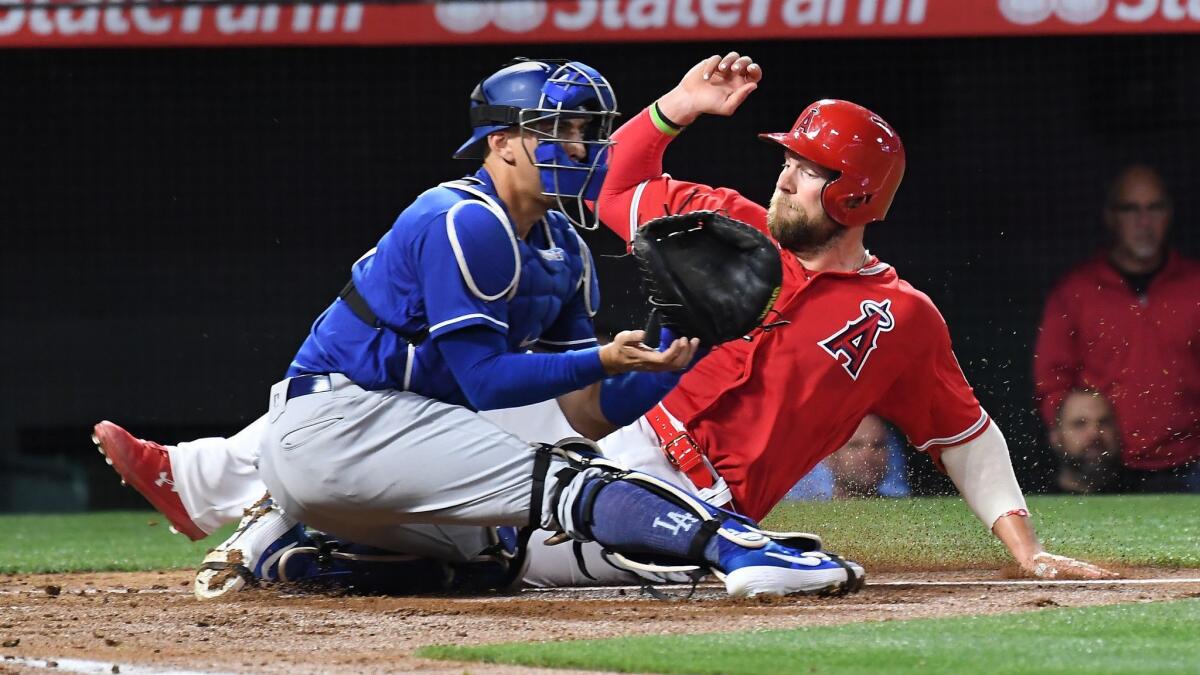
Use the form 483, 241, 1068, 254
653, 511, 699, 536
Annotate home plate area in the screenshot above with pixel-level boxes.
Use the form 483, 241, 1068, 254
0, 569, 1197, 674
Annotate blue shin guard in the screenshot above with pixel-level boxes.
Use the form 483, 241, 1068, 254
573, 477, 722, 566
550, 441, 858, 596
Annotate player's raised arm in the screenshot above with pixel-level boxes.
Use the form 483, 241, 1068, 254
598, 52, 767, 244
655, 51, 762, 128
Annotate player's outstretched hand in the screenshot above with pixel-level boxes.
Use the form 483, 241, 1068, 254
656, 51, 762, 128
1023, 551, 1119, 580
599, 330, 701, 375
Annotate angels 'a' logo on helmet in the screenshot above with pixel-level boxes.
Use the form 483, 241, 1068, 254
793, 107, 818, 136
818, 299, 895, 380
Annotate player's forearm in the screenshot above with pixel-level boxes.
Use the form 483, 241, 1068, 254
991, 512, 1042, 565
605, 108, 674, 192
556, 385, 618, 441
556, 364, 687, 440
941, 422, 1029, 533
596, 109, 678, 244
944, 420, 1118, 579
943, 428, 1039, 565
437, 328, 608, 411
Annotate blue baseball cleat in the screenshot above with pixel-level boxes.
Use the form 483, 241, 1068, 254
276, 526, 524, 595
715, 521, 865, 598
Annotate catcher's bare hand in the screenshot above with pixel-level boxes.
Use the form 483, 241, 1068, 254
1023, 551, 1119, 580
657, 51, 762, 127
598, 330, 700, 375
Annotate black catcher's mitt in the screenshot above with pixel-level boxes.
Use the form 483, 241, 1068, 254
632, 210, 782, 346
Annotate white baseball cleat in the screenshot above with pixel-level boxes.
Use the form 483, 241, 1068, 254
193, 494, 307, 600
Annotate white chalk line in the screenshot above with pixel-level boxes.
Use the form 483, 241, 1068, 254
521, 577, 1200, 593
4, 577, 1197, 599
1, 656, 234, 675
0, 587, 186, 597
873, 577, 1200, 587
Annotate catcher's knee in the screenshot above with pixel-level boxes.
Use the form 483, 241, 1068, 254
538, 439, 725, 577
545, 440, 705, 537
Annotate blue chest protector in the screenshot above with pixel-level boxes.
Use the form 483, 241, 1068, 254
289, 169, 601, 409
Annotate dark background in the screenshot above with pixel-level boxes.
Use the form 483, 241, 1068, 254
2, 35, 1197, 511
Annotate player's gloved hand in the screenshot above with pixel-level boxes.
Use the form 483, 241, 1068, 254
599, 329, 699, 375
1022, 551, 1119, 580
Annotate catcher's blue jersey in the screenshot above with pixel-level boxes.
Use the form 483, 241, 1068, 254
288, 168, 600, 408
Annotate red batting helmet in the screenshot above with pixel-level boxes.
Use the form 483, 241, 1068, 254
759, 99, 905, 228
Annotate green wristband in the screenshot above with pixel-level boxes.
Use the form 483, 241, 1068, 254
650, 102, 684, 137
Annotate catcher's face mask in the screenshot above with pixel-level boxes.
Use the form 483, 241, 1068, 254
457, 59, 618, 230
518, 61, 618, 230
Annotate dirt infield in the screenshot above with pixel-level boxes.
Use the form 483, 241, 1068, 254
2, 568, 1199, 674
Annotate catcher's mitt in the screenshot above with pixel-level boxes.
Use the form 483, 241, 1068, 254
632, 210, 782, 345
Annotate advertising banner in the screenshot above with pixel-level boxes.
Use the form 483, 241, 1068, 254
1, 0, 1197, 48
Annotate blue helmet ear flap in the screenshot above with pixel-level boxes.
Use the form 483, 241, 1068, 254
452, 124, 507, 160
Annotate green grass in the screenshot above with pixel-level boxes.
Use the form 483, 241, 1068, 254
1, 495, 1195, 574
0, 512, 234, 574
761, 494, 1200, 569
420, 599, 1200, 674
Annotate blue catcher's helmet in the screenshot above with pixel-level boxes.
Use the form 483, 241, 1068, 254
454, 59, 619, 229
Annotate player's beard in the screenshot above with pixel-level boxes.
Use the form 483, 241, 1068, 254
767, 190, 845, 257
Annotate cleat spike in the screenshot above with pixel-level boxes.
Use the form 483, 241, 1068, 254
105, 458, 113, 466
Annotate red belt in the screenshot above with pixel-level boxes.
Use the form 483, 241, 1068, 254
645, 404, 715, 489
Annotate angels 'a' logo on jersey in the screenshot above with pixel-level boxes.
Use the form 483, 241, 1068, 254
818, 299, 895, 380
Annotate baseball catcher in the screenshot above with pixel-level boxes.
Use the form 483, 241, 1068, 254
95, 56, 864, 601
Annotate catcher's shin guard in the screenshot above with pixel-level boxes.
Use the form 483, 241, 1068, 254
544, 439, 849, 596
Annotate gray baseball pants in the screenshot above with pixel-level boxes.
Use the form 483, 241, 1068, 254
257, 375, 563, 563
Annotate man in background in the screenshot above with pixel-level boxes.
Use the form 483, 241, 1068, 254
786, 415, 910, 500
1034, 164, 1200, 492
1047, 389, 1123, 494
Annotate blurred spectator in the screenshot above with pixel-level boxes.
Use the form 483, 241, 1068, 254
1034, 163, 1200, 492
786, 415, 910, 500
1047, 388, 1123, 494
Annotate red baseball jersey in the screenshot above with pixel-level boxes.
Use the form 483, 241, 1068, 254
599, 108, 990, 520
